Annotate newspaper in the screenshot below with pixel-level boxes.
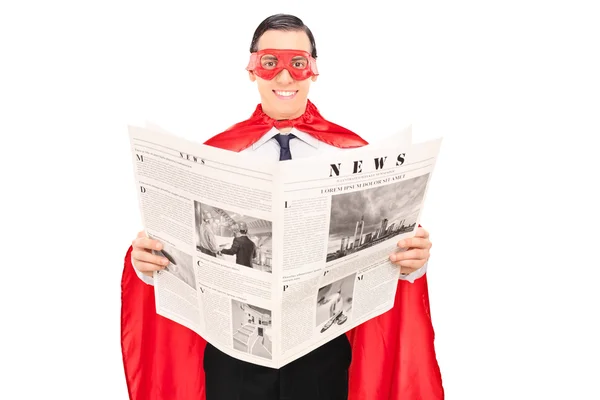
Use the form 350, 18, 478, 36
128, 124, 442, 368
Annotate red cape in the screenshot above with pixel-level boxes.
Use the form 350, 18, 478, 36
121, 100, 444, 399
204, 99, 368, 151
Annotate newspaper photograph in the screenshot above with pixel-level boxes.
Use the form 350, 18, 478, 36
231, 300, 273, 360
315, 273, 356, 335
194, 200, 273, 273
154, 237, 196, 289
325, 175, 426, 263
128, 123, 441, 368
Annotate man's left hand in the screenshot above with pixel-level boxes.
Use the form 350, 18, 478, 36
389, 227, 432, 275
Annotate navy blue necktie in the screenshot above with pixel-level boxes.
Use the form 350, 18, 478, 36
273, 133, 295, 160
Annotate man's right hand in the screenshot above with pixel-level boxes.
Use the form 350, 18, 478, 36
131, 230, 170, 277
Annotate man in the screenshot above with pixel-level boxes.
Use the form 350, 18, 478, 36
219, 221, 257, 268
198, 210, 218, 257
124, 13, 442, 400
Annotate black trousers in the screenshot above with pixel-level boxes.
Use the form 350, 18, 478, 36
204, 334, 352, 400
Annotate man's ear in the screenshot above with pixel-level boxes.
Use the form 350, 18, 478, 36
311, 75, 318, 82
248, 71, 256, 82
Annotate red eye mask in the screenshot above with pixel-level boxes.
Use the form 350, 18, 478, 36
246, 49, 319, 81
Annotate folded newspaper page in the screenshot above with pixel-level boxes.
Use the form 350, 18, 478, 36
128, 124, 442, 368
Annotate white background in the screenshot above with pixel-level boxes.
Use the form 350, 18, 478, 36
1, 1, 599, 399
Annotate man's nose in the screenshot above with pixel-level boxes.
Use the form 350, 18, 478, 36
275, 68, 294, 84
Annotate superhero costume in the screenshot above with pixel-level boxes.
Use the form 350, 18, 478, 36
120, 49, 444, 399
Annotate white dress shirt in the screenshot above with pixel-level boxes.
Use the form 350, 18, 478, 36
133, 127, 427, 285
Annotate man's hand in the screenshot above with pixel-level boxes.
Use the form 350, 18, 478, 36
131, 230, 170, 277
389, 227, 432, 275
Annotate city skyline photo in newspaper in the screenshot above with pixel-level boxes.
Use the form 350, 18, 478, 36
326, 174, 430, 262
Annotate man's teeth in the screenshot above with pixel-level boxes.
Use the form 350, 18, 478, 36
276, 91, 296, 96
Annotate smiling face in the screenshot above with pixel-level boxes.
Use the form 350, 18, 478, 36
248, 29, 318, 120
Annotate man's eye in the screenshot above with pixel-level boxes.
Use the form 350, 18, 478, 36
262, 61, 277, 69
293, 61, 306, 68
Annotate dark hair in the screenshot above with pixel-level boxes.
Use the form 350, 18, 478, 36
250, 14, 317, 58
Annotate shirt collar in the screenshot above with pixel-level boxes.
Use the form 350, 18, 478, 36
251, 127, 321, 150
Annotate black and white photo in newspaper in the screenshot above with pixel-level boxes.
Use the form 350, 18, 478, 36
194, 201, 273, 274
231, 300, 274, 360
326, 174, 428, 263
